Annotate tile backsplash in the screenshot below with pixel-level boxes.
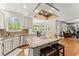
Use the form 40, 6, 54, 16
29, 23, 49, 35
0, 29, 28, 36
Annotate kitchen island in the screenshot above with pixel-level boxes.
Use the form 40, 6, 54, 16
27, 35, 62, 56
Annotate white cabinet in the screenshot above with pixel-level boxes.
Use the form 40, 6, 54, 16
0, 40, 3, 51
23, 17, 32, 29
4, 38, 12, 55
20, 36, 27, 46
12, 37, 20, 49
0, 12, 5, 29
0, 36, 21, 56
0, 40, 3, 56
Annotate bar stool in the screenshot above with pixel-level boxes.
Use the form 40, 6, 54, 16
40, 46, 57, 56
51, 43, 65, 56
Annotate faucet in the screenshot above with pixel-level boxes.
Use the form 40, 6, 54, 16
37, 31, 41, 37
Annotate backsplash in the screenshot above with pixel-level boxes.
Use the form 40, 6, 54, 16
0, 29, 28, 37
0, 29, 6, 36
29, 23, 49, 35
7, 29, 28, 36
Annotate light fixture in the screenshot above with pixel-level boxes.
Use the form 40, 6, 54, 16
23, 5, 27, 8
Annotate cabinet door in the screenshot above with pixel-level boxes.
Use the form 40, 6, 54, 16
13, 37, 19, 49
20, 36, 27, 46
0, 43, 3, 56
0, 39, 4, 56
4, 39, 12, 55
0, 40, 3, 51
20, 37, 23, 46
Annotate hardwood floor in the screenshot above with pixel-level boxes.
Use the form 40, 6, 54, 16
17, 38, 79, 56
17, 45, 29, 56
60, 38, 79, 56
17, 50, 25, 56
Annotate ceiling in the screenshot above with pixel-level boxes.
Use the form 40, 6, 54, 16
54, 3, 79, 22
0, 3, 38, 16
0, 3, 79, 23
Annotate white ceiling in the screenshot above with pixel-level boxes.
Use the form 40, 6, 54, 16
54, 3, 79, 22
0, 3, 79, 23
0, 3, 38, 16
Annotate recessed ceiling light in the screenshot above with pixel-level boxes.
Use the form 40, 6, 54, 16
23, 5, 27, 8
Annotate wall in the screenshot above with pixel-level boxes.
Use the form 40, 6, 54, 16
0, 10, 28, 36
67, 23, 79, 31
56, 21, 68, 36
2, 10, 24, 31
8, 29, 28, 36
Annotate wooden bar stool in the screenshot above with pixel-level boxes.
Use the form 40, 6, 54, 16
40, 46, 57, 56
51, 43, 65, 56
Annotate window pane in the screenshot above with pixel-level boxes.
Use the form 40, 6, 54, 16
8, 17, 21, 31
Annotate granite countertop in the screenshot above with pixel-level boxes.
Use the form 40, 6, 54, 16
27, 35, 62, 48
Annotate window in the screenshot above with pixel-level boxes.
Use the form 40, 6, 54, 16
8, 17, 21, 31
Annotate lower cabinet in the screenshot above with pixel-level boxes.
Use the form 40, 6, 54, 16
3, 37, 20, 55
0, 40, 3, 51
12, 37, 20, 49
0, 51, 2, 56
4, 38, 13, 55
0, 41, 3, 56
0, 36, 27, 56
20, 36, 27, 46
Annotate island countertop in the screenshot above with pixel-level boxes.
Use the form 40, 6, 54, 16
27, 35, 62, 48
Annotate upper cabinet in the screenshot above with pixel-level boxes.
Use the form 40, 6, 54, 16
0, 11, 5, 29
23, 16, 32, 29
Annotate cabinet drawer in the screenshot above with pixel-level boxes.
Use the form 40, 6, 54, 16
0, 51, 2, 56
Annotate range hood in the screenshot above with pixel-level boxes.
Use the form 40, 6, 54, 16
33, 3, 59, 20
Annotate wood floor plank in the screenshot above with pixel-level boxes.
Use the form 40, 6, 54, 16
17, 50, 25, 56
60, 38, 79, 56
